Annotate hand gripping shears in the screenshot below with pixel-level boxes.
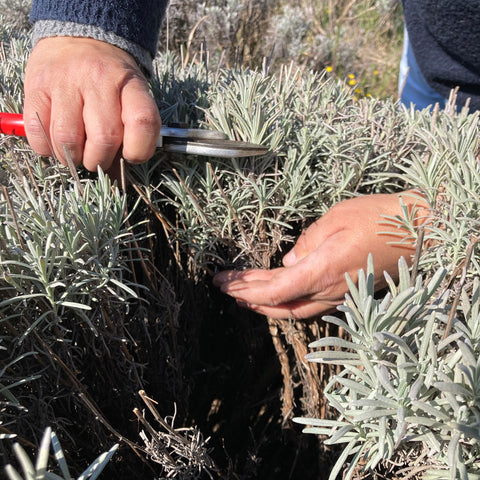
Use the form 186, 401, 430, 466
0, 112, 268, 158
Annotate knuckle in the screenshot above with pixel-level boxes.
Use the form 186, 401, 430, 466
24, 97, 51, 134
129, 108, 161, 132
24, 116, 52, 155
52, 124, 84, 146
87, 58, 113, 82
24, 116, 46, 138
25, 64, 51, 90
89, 130, 123, 149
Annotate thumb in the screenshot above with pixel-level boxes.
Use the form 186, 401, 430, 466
282, 246, 299, 267
283, 218, 330, 267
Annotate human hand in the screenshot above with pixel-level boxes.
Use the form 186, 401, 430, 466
24, 37, 161, 173
213, 192, 429, 319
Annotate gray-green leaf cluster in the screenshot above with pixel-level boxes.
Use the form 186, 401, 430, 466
4, 427, 117, 480
145, 55, 421, 274
0, 163, 146, 338
2, 3, 480, 478
295, 257, 480, 479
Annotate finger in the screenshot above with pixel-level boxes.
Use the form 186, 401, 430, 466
121, 76, 161, 163
49, 90, 86, 167
239, 298, 339, 320
213, 268, 274, 287
82, 90, 123, 172
23, 92, 53, 157
283, 217, 337, 267
215, 262, 319, 306
216, 230, 360, 308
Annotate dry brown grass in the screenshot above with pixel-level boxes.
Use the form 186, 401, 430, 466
160, 0, 404, 100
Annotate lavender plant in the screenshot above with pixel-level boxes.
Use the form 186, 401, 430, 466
0, 18, 207, 478
149, 55, 418, 274
295, 257, 480, 479
1, 2, 480, 478
0, 2, 31, 32
4, 427, 117, 480
0, 17, 29, 114
0, 163, 147, 338
390, 106, 480, 279
293, 101, 480, 478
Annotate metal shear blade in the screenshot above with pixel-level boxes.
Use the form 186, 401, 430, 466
0, 113, 269, 158
157, 127, 268, 158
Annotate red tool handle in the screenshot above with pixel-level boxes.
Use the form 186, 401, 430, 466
0, 112, 26, 137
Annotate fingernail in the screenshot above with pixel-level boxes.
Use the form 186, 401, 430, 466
213, 272, 230, 287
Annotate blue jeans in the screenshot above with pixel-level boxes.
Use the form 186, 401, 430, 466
398, 28, 447, 110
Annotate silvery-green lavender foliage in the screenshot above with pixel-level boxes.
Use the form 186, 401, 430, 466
0, 22, 147, 330
143, 58, 480, 478
295, 257, 480, 479
4, 427, 117, 480
0, 17, 29, 113
148, 55, 480, 479
0, 28, 208, 479
0, 164, 146, 338
389, 108, 480, 280
145, 55, 422, 272
1, 4, 479, 478
0, 20, 153, 458
292, 104, 480, 478
0, 2, 31, 33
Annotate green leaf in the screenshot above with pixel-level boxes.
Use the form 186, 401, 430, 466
328, 439, 360, 480
51, 431, 71, 480
57, 301, 92, 311
351, 408, 397, 423
13, 444, 35, 480
433, 382, 472, 399
34, 427, 51, 480
308, 337, 362, 351
411, 400, 450, 422
305, 350, 360, 364
5, 465, 24, 480
77, 444, 118, 480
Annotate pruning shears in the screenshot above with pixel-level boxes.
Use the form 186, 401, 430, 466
0, 112, 268, 158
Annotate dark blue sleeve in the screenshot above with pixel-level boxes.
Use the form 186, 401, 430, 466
402, 0, 480, 112
30, 0, 168, 59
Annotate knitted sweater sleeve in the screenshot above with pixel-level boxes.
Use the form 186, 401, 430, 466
30, 0, 169, 74
402, 0, 480, 111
